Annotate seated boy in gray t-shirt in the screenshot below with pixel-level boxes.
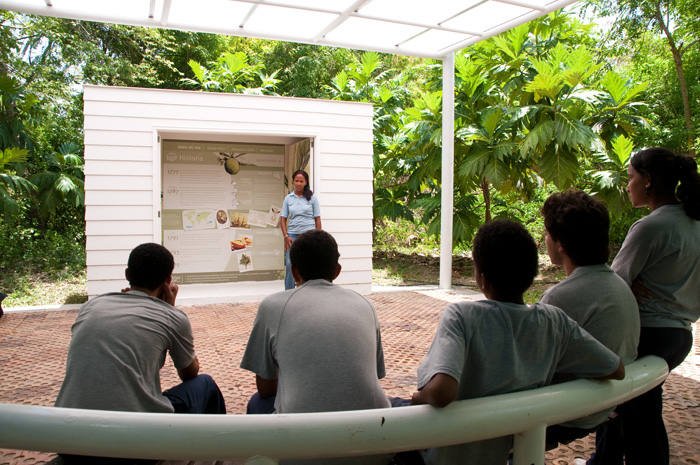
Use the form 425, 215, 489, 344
410, 220, 624, 465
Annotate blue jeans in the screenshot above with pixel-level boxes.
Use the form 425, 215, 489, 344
284, 233, 299, 290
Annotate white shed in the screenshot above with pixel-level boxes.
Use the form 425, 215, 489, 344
83, 85, 374, 304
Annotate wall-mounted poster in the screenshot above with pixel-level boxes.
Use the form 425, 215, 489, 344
161, 140, 285, 285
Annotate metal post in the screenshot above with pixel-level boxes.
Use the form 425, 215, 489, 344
512, 423, 546, 465
439, 52, 455, 290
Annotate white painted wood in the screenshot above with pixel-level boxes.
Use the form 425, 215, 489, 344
88, 280, 129, 297
85, 145, 154, 161
85, 130, 153, 147
87, 235, 154, 251
84, 86, 374, 299
86, 191, 153, 206
323, 219, 372, 233
319, 180, 373, 193
338, 245, 373, 259
321, 167, 373, 181
86, 221, 153, 236
85, 86, 374, 116
333, 270, 373, 286
85, 116, 373, 143
84, 102, 372, 130
85, 176, 153, 191
321, 206, 372, 220
88, 265, 130, 281
338, 258, 371, 272
86, 206, 154, 221
84, 160, 153, 176
320, 153, 374, 168
86, 250, 131, 266
321, 193, 373, 207
330, 232, 373, 246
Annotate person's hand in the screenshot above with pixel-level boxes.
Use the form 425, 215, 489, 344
158, 283, 179, 306
121, 287, 131, 293
631, 277, 652, 304
285, 236, 293, 251
410, 391, 424, 405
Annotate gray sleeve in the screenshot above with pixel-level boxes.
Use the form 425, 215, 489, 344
612, 220, 653, 286
240, 298, 279, 380
416, 303, 466, 389
169, 309, 197, 370
556, 315, 620, 378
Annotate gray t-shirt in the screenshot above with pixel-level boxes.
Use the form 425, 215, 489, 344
541, 264, 640, 428
418, 300, 620, 465
612, 203, 700, 329
55, 290, 196, 413
240, 279, 390, 413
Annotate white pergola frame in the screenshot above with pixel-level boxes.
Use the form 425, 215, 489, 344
0, 0, 580, 289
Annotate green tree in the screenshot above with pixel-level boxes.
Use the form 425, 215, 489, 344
183, 51, 280, 95
0, 147, 34, 215
586, 0, 700, 155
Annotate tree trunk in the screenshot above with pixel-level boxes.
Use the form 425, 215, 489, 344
482, 177, 492, 223
655, 3, 696, 156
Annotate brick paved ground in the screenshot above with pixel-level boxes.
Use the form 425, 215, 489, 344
1, 290, 699, 465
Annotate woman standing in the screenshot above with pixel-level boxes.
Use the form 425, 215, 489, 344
280, 170, 322, 290
586, 147, 700, 465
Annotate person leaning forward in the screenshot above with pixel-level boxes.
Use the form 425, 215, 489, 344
54, 243, 226, 462
241, 229, 391, 465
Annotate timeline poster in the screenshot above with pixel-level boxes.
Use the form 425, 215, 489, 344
161, 140, 286, 285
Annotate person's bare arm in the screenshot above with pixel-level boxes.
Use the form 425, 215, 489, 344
177, 356, 199, 381
256, 374, 278, 399
315, 216, 322, 230
598, 359, 625, 381
410, 373, 458, 407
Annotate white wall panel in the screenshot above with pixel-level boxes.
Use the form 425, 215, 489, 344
85, 176, 153, 191
87, 235, 154, 251
84, 85, 374, 298
86, 220, 153, 236
86, 191, 153, 206
85, 160, 153, 176
86, 206, 154, 221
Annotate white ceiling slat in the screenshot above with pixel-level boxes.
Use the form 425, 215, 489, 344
0, 0, 580, 58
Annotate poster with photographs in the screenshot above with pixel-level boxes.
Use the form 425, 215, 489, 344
161, 140, 286, 284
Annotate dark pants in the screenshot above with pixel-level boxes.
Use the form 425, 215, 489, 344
247, 392, 276, 414
59, 374, 226, 464
588, 327, 693, 465
163, 373, 227, 414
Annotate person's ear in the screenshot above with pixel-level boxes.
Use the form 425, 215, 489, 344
291, 264, 302, 285
332, 263, 342, 281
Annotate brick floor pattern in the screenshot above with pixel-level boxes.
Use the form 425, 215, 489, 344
1, 290, 699, 465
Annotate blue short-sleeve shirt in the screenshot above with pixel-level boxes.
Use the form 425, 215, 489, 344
281, 193, 321, 234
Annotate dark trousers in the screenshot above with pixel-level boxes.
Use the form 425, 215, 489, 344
59, 374, 226, 464
163, 373, 227, 414
588, 327, 693, 465
247, 392, 276, 414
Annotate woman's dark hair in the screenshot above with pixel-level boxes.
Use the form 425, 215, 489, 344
292, 169, 313, 201
542, 189, 610, 266
472, 219, 538, 298
127, 243, 175, 291
289, 230, 339, 282
631, 147, 700, 220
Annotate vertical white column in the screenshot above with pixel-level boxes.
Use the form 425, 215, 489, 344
439, 53, 455, 290
512, 423, 546, 465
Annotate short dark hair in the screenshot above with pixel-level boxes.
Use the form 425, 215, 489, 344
127, 243, 174, 291
542, 189, 610, 266
289, 229, 339, 282
472, 219, 538, 297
